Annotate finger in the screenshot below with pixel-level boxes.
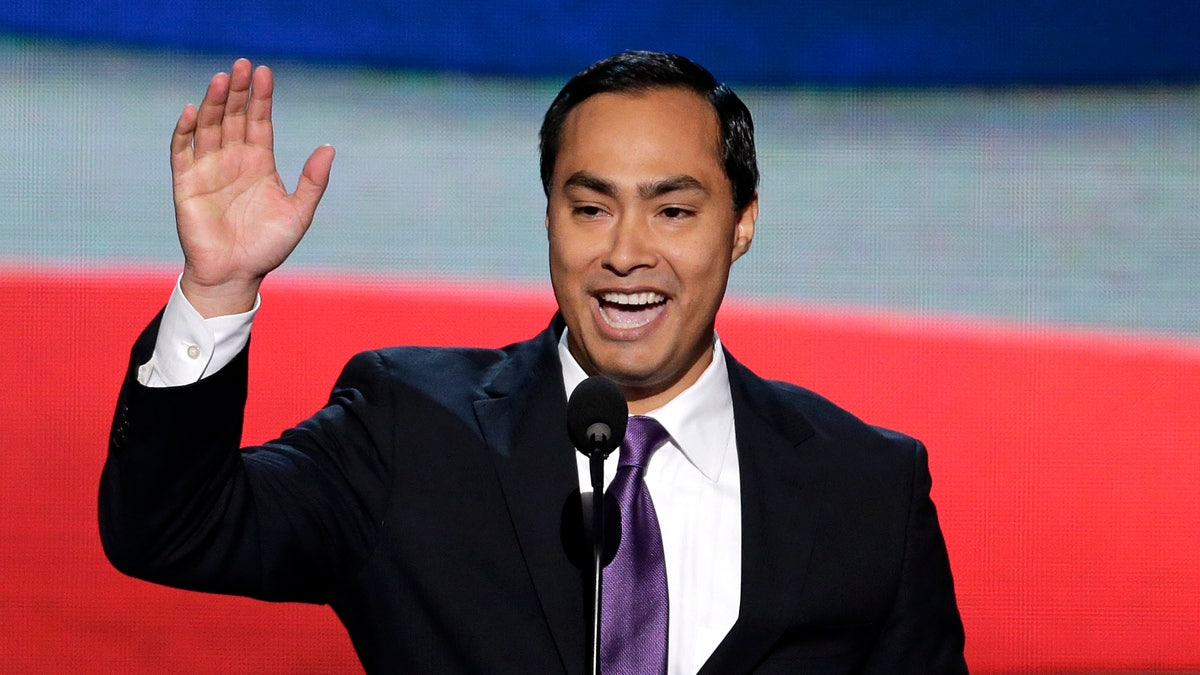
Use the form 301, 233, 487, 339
290, 144, 336, 226
170, 103, 198, 175
245, 65, 275, 150
193, 70, 231, 158
221, 58, 253, 146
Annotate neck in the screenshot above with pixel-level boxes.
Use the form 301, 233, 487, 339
621, 347, 715, 414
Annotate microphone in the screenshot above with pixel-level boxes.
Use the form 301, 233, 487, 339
566, 375, 627, 675
567, 375, 628, 459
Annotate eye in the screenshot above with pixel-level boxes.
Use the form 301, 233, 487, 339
572, 205, 607, 219
660, 206, 696, 220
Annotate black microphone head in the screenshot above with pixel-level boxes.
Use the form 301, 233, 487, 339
566, 375, 628, 456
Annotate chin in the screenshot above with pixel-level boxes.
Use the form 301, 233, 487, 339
591, 352, 672, 388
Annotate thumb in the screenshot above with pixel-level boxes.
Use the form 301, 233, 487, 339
292, 144, 336, 224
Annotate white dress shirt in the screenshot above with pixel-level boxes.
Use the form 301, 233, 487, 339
137, 278, 258, 387
142, 282, 743, 673
559, 331, 741, 674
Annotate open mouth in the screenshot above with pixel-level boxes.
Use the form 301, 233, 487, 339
597, 291, 668, 330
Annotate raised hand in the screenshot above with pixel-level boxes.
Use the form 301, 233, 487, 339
171, 58, 335, 317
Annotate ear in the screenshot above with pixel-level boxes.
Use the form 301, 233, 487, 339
730, 193, 758, 262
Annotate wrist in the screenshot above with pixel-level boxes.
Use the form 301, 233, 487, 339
179, 273, 261, 318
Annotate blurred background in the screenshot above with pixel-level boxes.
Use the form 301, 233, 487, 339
1, 1, 1198, 672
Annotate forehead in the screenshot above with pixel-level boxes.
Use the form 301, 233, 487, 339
554, 88, 724, 183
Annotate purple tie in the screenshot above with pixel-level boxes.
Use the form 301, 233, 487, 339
601, 415, 670, 675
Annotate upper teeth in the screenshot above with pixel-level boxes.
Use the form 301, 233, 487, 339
602, 292, 664, 306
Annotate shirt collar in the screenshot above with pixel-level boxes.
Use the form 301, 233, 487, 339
558, 328, 735, 483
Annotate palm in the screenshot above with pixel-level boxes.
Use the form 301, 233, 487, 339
176, 145, 303, 282
171, 59, 334, 314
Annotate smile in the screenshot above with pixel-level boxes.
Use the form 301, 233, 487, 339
597, 291, 668, 329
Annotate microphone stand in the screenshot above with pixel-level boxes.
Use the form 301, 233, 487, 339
566, 376, 626, 675
587, 435, 606, 675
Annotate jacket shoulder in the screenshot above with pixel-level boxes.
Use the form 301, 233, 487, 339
727, 355, 922, 472
763, 376, 915, 446
333, 329, 551, 412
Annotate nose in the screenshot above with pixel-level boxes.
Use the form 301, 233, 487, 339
601, 212, 656, 276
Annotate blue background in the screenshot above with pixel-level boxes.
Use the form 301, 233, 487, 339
3, 1, 1199, 84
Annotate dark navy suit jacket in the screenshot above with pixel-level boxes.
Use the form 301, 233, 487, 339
100, 313, 967, 673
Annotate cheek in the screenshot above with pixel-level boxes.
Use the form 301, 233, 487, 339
669, 238, 734, 290
546, 227, 574, 267
549, 227, 604, 275
548, 240, 583, 282
547, 234, 596, 307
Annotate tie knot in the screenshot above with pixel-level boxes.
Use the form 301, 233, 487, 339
620, 416, 670, 468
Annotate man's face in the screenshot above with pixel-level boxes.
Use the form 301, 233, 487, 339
546, 87, 757, 412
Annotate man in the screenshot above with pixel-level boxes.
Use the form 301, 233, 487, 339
100, 51, 967, 673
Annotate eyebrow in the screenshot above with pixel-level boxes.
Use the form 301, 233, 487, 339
562, 172, 617, 198
562, 171, 710, 200
638, 175, 708, 200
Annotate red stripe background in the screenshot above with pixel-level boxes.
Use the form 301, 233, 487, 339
2, 268, 1198, 672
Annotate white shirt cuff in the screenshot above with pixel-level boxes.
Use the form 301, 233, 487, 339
136, 276, 259, 387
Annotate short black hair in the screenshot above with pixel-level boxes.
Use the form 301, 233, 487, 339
539, 51, 759, 212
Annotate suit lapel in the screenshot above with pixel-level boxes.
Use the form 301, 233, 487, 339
473, 318, 587, 675
473, 330, 822, 674
699, 354, 821, 675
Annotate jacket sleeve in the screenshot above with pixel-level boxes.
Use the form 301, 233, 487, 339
99, 313, 393, 603
864, 440, 968, 673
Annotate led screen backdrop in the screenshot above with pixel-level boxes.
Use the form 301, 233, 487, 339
1, 2, 1198, 672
